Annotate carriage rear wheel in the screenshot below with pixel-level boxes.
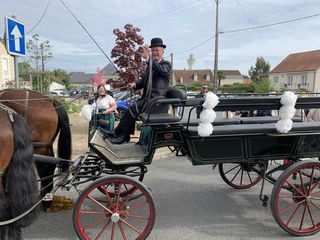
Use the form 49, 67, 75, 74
271, 160, 320, 236
73, 175, 155, 240
218, 162, 265, 189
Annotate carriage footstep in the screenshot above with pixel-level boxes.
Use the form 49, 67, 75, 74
45, 195, 75, 212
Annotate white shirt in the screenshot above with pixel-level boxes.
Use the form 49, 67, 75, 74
93, 95, 115, 110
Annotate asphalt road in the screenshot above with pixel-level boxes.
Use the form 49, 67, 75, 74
23, 155, 319, 240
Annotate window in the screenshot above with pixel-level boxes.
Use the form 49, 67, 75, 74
301, 75, 307, 86
205, 74, 210, 81
2, 58, 8, 71
287, 75, 293, 86
274, 76, 279, 83
193, 73, 198, 81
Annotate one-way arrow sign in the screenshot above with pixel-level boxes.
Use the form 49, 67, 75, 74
5, 17, 26, 56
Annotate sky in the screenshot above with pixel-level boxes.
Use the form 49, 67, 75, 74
1, 0, 320, 76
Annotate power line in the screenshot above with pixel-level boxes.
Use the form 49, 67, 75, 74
173, 35, 215, 56
172, 12, 320, 56
222, 12, 320, 34
140, 0, 203, 26
26, 0, 51, 34
6, 0, 51, 40
58, 0, 119, 72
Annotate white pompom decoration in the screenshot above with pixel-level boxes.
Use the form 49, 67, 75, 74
280, 91, 297, 106
275, 119, 293, 133
279, 106, 296, 119
197, 91, 219, 137
80, 104, 93, 121
275, 91, 296, 133
202, 92, 219, 109
197, 123, 213, 137
200, 109, 216, 123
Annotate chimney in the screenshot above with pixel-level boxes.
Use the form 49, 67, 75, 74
187, 54, 196, 70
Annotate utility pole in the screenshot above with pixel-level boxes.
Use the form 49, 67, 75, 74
40, 44, 44, 92
170, 53, 175, 86
213, 0, 221, 89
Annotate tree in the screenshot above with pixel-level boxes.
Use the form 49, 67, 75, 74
52, 69, 71, 90
248, 57, 270, 83
217, 70, 225, 87
91, 68, 105, 87
253, 79, 273, 93
18, 61, 32, 75
26, 34, 53, 92
111, 24, 146, 88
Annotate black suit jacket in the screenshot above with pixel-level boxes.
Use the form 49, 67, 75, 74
135, 59, 171, 98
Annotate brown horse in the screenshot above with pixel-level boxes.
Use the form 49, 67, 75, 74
0, 104, 39, 239
0, 89, 72, 203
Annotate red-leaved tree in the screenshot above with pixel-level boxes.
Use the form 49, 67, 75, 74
111, 24, 147, 88
91, 67, 105, 86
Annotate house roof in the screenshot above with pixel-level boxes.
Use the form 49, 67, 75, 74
102, 63, 117, 75
70, 72, 94, 84
271, 49, 320, 73
220, 70, 241, 76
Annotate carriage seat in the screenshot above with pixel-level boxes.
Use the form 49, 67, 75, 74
239, 116, 304, 124
140, 89, 187, 125
181, 118, 241, 126
185, 122, 320, 136
89, 131, 148, 165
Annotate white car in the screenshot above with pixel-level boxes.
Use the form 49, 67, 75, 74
50, 89, 69, 96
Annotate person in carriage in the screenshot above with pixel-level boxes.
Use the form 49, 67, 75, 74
92, 84, 117, 131
106, 37, 172, 144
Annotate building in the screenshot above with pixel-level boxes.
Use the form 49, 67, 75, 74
270, 49, 320, 91
219, 70, 243, 86
0, 39, 15, 89
172, 54, 243, 86
102, 63, 119, 82
49, 81, 65, 91
172, 69, 243, 86
70, 63, 119, 92
70, 71, 94, 91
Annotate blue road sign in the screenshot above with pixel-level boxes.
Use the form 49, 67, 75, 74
5, 17, 26, 56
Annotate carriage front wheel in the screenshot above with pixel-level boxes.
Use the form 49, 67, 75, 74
73, 175, 155, 240
271, 160, 320, 236
218, 162, 265, 189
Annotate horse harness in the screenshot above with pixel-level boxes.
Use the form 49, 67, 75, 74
0, 90, 54, 148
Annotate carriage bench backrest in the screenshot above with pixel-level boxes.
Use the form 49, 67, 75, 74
140, 89, 187, 125
185, 121, 320, 136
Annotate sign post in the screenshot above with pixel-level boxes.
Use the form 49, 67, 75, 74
5, 16, 26, 88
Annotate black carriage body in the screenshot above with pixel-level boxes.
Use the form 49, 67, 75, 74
183, 126, 320, 165
89, 94, 320, 167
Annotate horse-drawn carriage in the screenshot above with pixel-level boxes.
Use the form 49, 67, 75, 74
1, 88, 320, 239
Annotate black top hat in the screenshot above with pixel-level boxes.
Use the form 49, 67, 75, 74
149, 38, 166, 49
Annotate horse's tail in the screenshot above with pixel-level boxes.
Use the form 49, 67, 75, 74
53, 99, 72, 172
4, 113, 39, 236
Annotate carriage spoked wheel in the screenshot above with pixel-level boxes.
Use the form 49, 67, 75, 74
98, 165, 147, 197
270, 160, 320, 236
74, 175, 155, 240
218, 162, 265, 189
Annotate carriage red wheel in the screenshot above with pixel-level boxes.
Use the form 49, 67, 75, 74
73, 175, 155, 240
218, 163, 264, 189
98, 166, 146, 197
271, 161, 320, 236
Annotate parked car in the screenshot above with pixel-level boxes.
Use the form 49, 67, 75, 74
50, 89, 69, 96
69, 89, 79, 96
